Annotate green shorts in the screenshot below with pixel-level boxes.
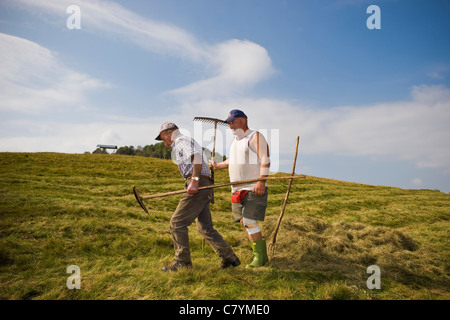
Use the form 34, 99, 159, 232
231, 188, 268, 223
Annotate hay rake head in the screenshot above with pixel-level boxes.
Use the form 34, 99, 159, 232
193, 117, 228, 126
268, 242, 278, 256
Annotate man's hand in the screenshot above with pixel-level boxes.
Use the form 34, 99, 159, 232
208, 160, 217, 170
253, 180, 266, 196
187, 179, 199, 195
209, 159, 229, 170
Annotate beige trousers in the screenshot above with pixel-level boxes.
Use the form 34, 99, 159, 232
170, 178, 236, 264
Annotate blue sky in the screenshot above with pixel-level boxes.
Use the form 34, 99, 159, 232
1, 0, 450, 192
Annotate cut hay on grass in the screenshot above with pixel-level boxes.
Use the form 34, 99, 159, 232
267, 217, 423, 279
0, 153, 449, 300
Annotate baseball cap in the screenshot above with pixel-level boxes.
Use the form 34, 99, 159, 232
155, 122, 178, 140
225, 109, 247, 122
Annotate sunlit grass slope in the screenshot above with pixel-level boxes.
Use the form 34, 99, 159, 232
0, 152, 448, 299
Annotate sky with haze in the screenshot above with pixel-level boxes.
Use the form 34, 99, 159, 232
1, 0, 450, 192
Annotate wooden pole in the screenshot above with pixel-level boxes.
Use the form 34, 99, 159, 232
137, 175, 306, 201
269, 136, 300, 252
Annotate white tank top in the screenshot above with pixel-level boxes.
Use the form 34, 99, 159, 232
229, 130, 264, 192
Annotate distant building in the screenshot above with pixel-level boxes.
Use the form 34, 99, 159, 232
95, 144, 118, 154
96, 144, 117, 150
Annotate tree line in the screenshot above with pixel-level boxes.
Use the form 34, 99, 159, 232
92, 143, 172, 159
92, 142, 225, 161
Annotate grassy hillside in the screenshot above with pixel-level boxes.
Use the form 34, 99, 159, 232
0, 152, 448, 300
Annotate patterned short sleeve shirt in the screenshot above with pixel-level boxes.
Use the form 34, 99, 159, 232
171, 134, 211, 179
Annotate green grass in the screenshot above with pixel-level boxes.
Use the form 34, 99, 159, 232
0, 152, 449, 300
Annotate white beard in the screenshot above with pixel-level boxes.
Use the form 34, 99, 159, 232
232, 128, 246, 139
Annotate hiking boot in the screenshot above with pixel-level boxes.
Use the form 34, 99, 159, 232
162, 261, 192, 272
220, 256, 241, 269
246, 240, 268, 268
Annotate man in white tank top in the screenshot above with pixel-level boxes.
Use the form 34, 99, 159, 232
210, 109, 270, 268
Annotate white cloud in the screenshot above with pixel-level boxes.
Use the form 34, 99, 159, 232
100, 129, 121, 145
12, 0, 207, 62
169, 39, 274, 99
0, 107, 202, 154
2, 79, 450, 177
411, 178, 423, 187
3, 0, 450, 180
427, 64, 450, 80
0, 33, 109, 113
174, 84, 450, 172
0, 117, 166, 153
11, 0, 274, 99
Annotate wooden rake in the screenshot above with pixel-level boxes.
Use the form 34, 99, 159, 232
268, 136, 300, 256
193, 116, 228, 199
193, 116, 228, 249
133, 175, 306, 215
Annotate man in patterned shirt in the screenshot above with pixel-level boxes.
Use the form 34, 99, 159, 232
156, 122, 240, 272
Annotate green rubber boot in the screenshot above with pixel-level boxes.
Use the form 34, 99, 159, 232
246, 239, 269, 268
